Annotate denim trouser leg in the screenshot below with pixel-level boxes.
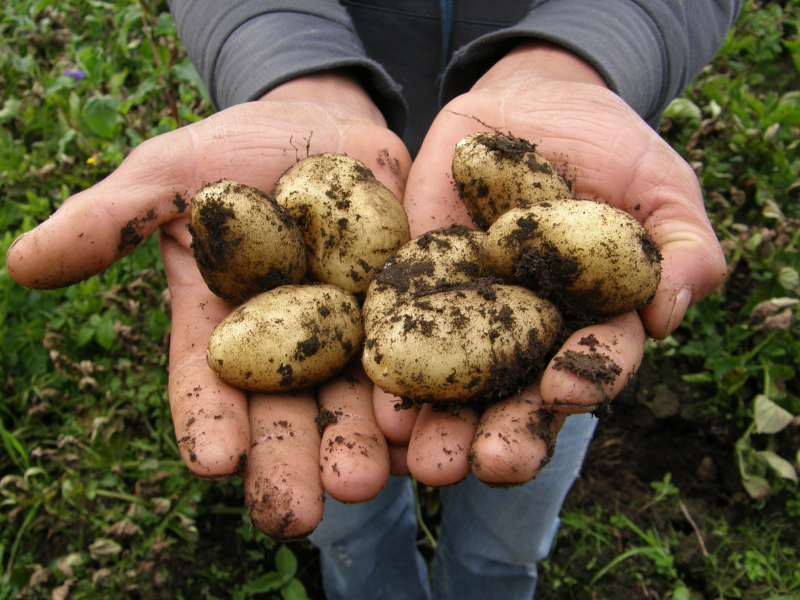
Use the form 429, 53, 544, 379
310, 413, 597, 600
309, 475, 432, 600
432, 413, 598, 600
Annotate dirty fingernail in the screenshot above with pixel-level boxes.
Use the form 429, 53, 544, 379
7, 230, 31, 256
664, 286, 692, 338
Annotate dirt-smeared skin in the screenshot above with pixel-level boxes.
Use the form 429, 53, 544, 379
469, 390, 566, 486
541, 314, 644, 416
119, 208, 158, 254
317, 368, 390, 502
246, 393, 324, 541
407, 403, 479, 486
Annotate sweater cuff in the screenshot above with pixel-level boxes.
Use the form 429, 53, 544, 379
172, 1, 407, 135
441, 0, 677, 126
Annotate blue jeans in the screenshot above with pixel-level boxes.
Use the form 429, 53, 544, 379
309, 413, 597, 600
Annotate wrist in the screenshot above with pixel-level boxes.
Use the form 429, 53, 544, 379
472, 41, 609, 91
258, 70, 387, 127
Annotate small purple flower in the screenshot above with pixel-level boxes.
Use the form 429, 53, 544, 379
65, 68, 85, 80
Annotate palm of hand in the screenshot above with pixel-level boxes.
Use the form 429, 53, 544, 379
7, 99, 410, 539
376, 77, 725, 487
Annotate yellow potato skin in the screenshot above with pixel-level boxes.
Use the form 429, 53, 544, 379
452, 132, 570, 230
271, 153, 410, 296
362, 225, 486, 332
484, 201, 662, 316
362, 283, 562, 403
188, 180, 307, 306
207, 285, 363, 392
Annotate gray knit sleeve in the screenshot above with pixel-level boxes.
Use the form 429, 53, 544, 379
166, 0, 407, 134
441, 0, 744, 127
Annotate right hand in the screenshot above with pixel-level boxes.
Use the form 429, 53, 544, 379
6, 72, 411, 540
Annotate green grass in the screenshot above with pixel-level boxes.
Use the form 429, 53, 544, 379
2, 0, 800, 599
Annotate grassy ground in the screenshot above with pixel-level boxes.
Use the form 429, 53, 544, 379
1, 1, 799, 599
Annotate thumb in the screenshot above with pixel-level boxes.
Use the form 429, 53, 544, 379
6, 130, 193, 289
6, 101, 410, 290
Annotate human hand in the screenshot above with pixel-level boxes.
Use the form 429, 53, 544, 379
6, 72, 411, 539
374, 42, 726, 487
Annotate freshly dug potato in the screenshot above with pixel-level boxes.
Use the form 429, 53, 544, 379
207, 284, 363, 392
271, 153, 410, 296
188, 180, 307, 306
452, 131, 571, 230
362, 281, 562, 403
362, 225, 486, 331
483, 200, 662, 316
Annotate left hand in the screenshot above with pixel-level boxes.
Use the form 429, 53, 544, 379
375, 42, 727, 486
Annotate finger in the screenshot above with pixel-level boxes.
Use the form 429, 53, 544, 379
403, 81, 726, 337
470, 387, 567, 485
540, 313, 646, 414
6, 102, 410, 290
245, 390, 324, 541
373, 387, 420, 444
406, 404, 479, 486
316, 366, 390, 503
162, 231, 251, 478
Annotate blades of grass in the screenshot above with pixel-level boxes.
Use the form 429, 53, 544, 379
588, 547, 649, 586
2, 498, 42, 584
411, 477, 437, 549
0, 422, 29, 472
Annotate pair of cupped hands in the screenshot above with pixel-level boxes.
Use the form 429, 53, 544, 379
7, 43, 726, 539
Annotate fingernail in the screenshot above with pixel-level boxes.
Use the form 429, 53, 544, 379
7, 230, 30, 256
664, 286, 692, 338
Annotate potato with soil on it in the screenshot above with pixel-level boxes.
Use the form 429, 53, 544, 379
452, 131, 571, 230
188, 180, 307, 306
362, 225, 487, 332
207, 284, 363, 392
270, 153, 410, 296
362, 280, 562, 403
483, 200, 662, 316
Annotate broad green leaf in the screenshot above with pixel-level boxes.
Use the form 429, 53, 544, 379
12, 54, 35, 75
138, 458, 159, 471
742, 474, 771, 501
777, 267, 799, 291
57, 129, 77, 156
241, 572, 285, 594
89, 538, 122, 560
77, 325, 96, 347
275, 544, 298, 577
94, 315, 115, 350
754, 395, 794, 433
280, 578, 310, 600
663, 98, 702, 121
173, 60, 211, 105
82, 95, 119, 139
154, 12, 177, 36
44, 75, 75, 98
681, 372, 714, 384
755, 451, 797, 482
0, 98, 21, 121
672, 587, 691, 600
